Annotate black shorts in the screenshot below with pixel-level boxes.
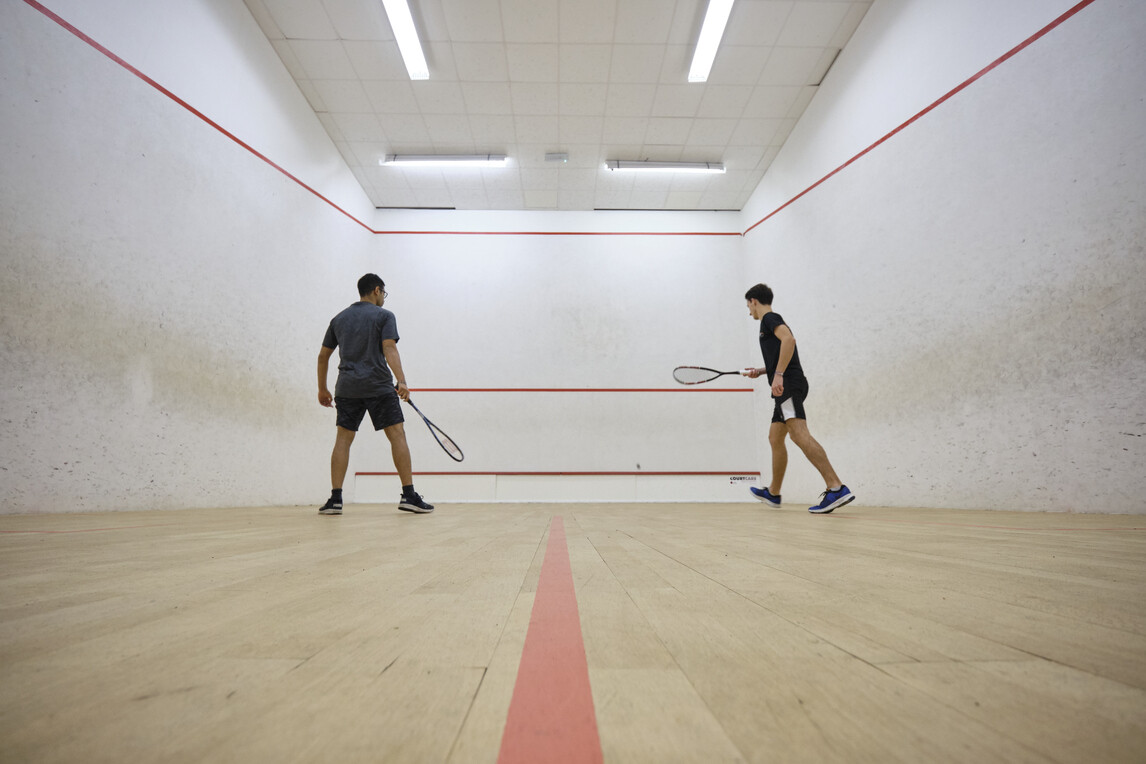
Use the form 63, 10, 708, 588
771, 377, 809, 423
335, 392, 404, 432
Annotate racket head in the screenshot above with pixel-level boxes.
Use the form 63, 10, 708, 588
405, 398, 464, 462
672, 366, 727, 385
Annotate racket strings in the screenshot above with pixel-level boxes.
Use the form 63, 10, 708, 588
673, 366, 723, 384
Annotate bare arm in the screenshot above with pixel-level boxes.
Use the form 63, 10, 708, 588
382, 339, 409, 401
317, 345, 335, 407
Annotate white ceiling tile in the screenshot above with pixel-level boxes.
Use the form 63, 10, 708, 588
729, 118, 782, 146
559, 45, 612, 82
460, 82, 513, 114
506, 44, 559, 82
665, 190, 705, 208
289, 40, 358, 79
706, 46, 770, 86
377, 113, 431, 143
758, 47, 826, 86
412, 81, 466, 114
468, 114, 516, 142
343, 40, 407, 80
559, 0, 616, 43
311, 80, 374, 112
263, 0, 338, 39
604, 84, 655, 117
331, 112, 386, 141
809, 47, 840, 86
696, 85, 752, 118
423, 114, 475, 145
323, 0, 391, 40
686, 118, 737, 146
501, 0, 558, 43
657, 44, 690, 83
440, 0, 504, 42
524, 188, 559, 208
742, 85, 801, 118
511, 82, 559, 115
560, 84, 607, 116
650, 85, 703, 118
515, 115, 560, 143
423, 41, 460, 80
644, 117, 692, 145
722, 0, 793, 47
776, 2, 851, 48
559, 116, 604, 143
453, 43, 509, 81
609, 45, 665, 83
252, 0, 871, 211
614, 0, 674, 43
363, 80, 419, 113
602, 116, 648, 144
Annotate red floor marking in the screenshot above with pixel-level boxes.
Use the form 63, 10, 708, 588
498, 516, 603, 764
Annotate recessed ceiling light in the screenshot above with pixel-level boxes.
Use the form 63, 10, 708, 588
380, 0, 429, 80
605, 160, 725, 173
381, 154, 509, 167
688, 0, 735, 83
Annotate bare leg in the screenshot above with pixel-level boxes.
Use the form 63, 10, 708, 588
768, 421, 788, 495
331, 426, 356, 489
383, 423, 413, 486
785, 419, 842, 490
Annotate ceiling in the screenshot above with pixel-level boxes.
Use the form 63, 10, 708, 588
241, 0, 872, 211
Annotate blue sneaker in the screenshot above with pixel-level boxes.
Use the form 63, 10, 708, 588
750, 486, 781, 507
809, 485, 854, 514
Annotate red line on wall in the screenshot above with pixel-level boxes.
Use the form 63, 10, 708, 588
21, 0, 735, 240
20, 0, 377, 235
357, 471, 760, 476
498, 516, 603, 764
411, 387, 753, 393
742, 0, 1100, 236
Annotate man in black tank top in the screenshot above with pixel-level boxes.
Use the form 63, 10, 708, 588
743, 283, 855, 514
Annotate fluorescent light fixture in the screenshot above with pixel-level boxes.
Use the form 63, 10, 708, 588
605, 160, 726, 174
688, 0, 735, 83
381, 0, 429, 80
382, 154, 508, 167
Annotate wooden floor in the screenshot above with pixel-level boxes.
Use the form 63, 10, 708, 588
1, 503, 1145, 763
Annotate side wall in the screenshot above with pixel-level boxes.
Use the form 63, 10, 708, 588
0, 1, 376, 512
739, 0, 1146, 512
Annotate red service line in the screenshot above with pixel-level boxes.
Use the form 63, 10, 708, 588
742, 0, 1099, 236
498, 516, 603, 764
410, 387, 753, 393
357, 471, 760, 477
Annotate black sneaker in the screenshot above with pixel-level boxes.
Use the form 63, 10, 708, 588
318, 498, 342, 515
398, 492, 434, 514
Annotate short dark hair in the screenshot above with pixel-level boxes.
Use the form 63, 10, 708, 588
357, 273, 385, 297
745, 283, 773, 305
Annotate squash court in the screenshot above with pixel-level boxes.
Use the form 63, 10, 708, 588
3, 0, 1145, 761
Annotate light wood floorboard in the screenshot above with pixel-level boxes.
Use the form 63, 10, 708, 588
1, 503, 1144, 762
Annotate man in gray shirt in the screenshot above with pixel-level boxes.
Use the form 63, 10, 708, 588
317, 273, 433, 514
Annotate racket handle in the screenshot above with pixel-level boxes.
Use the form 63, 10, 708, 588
740, 369, 753, 376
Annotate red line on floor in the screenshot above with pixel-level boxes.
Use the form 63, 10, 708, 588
742, 0, 1100, 236
410, 387, 752, 393
498, 516, 603, 764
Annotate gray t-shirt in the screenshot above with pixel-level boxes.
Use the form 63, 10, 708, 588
322, 302, 400, 398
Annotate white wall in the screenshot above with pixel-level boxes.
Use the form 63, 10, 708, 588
0, 0, 377, 512
739, 0, 1146, 512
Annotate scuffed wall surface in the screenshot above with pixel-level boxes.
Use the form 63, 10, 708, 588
742, 0, 1146, 512
0, 2, 374, 512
